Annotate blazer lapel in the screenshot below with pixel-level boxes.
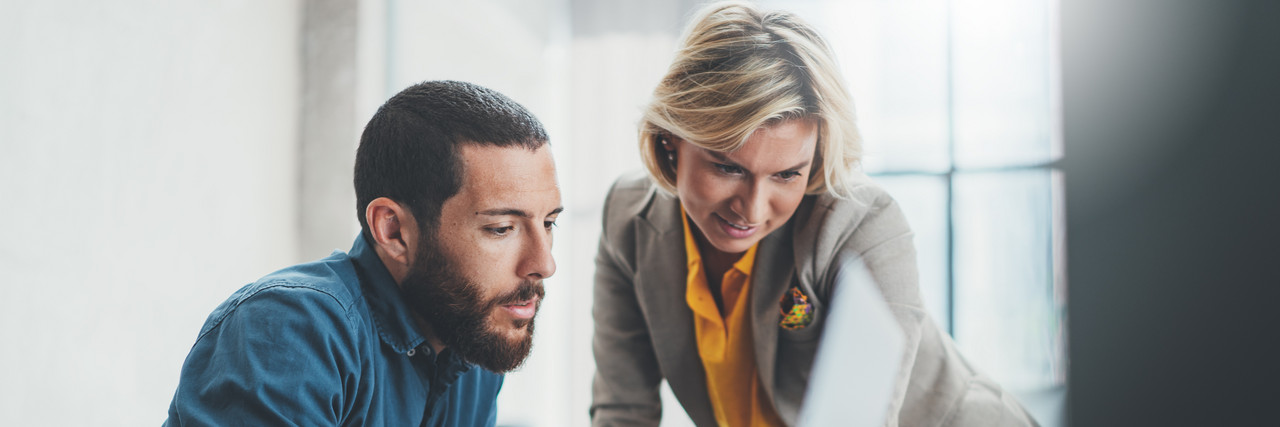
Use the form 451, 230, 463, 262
750, 209, 798, 408
634, 190, 717, 426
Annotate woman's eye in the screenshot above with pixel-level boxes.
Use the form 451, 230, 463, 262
777, 171, 802, 180
487, 226, 515, 236
714, 163, 744, 175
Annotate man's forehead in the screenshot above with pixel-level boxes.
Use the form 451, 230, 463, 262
456, 143, 561, 210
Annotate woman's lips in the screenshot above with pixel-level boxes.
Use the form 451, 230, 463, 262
715, 213, 758, 239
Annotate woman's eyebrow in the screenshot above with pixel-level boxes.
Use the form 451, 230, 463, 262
783, 159, 812, 171
708, 150, 811, 172
706, 150, 737, 165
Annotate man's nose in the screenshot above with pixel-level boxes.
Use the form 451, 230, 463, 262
520, 225, 556, 280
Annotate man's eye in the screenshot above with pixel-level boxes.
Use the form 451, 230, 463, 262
487, 226, 514, 236
544, 221, 557, 230
714, 163, 744, 175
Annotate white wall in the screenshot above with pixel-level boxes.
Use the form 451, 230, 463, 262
0, 1, 301, 425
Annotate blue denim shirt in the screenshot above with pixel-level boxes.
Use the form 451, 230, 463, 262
165, 235, 503, 426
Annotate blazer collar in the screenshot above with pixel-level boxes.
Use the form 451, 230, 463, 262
634, 189, 717, 425
750, 206, 800, 408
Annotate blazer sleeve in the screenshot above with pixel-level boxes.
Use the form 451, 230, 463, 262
819, 191, 926, 427
590, 181, 664, 426
821, 189, 1038, 427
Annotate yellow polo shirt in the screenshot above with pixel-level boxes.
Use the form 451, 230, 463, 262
682, 208, 784, 427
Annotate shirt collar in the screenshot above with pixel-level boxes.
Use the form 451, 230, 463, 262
681, 205, 760, 325
348, 234, 428, 354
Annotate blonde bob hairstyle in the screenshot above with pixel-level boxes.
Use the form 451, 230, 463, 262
639, 1, 862, 197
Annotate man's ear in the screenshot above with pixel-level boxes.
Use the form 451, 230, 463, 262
365, 197, 418, 272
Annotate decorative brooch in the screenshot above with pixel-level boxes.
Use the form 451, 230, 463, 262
779, 287, 814, 330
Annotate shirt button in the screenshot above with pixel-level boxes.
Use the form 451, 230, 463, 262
406, 348, 416, 357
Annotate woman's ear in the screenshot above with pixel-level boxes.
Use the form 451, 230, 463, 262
661, 135, 679, 173
364, 197, 418, 274
661, 134, 685, 152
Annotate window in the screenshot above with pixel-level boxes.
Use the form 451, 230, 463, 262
765, 0, 1067, 424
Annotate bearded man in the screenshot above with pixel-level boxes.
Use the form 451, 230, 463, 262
165, 80, 561, 426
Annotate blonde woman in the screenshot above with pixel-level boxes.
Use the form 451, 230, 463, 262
590, 2, 1037, 426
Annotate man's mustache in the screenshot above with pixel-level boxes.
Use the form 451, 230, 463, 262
488, 280, 545, 307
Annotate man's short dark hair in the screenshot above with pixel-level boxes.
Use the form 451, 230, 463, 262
354, 80, 548, 235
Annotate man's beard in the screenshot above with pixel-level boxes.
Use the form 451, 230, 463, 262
399, 235, 544, 373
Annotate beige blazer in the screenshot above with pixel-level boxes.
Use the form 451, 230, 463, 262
590, 172, 1038, 427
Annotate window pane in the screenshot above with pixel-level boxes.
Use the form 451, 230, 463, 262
952, 0, 1058, 168
952, 170, 1066, 390
768, 0, 951, 173
873, 174, 950, 332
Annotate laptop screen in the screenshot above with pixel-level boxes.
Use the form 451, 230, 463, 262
797, 257, 906, 427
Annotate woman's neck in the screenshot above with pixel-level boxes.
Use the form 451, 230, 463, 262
690, 224, 744, 312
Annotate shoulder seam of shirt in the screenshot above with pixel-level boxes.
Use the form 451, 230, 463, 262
195, 280, 356, 343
